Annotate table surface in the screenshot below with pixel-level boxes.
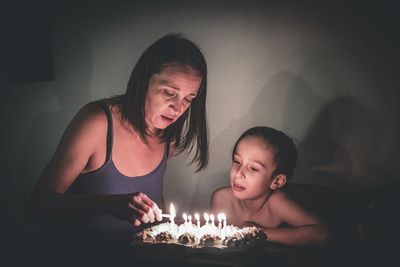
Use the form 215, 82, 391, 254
128, 241, 334, 267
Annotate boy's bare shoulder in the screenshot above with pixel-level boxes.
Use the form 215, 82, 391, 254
212, 186, 232, 199
211, 186, 233, 210
268, 190, 293, 206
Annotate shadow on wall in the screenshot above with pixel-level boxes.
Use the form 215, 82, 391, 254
190, 70, 323, 210
190, 70, 391, 211
294, 97, 391, 187
14, 29, 92, 245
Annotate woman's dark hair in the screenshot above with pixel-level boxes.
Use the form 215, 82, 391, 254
115, 33, 208, 171
231, 126, 298, 180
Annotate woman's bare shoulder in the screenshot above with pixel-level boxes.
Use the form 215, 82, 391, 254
69, 102, 108, 132
57, 101, 109, 151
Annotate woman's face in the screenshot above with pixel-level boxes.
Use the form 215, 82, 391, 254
145, 64, 201, 133
230, 136, 277, 200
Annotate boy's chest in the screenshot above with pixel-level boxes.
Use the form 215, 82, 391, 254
233, 206, 281, 228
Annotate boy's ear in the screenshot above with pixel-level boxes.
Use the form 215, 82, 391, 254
270, 174, 287, 190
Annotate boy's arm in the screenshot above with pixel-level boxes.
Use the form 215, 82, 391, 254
262, 191, 329, 247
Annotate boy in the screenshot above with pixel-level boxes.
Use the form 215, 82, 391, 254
211, 126, 329, 246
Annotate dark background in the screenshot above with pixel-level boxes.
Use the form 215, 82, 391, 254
1, 0, 399, 252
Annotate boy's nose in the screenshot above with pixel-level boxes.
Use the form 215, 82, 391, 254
236, 168, 246, 179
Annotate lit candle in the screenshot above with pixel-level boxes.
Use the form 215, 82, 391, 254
195, 213, 200, 229
204, 212, 209, 225
217, 213, 223, 230
210, 214, 215, 227
182, 213, 188, 225
170, 203, 176, 226
220, 213, 227, 239
187, 214, 193, 232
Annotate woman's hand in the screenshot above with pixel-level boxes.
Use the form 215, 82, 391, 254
106, 192, 163, 227
128, 192, 163, 226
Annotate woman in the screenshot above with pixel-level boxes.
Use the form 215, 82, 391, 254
29, 33, 208, 248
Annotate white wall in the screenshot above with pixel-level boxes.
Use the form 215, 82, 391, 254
2, 1, 399, 233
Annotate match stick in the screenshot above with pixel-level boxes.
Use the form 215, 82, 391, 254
128, 203, 170, 218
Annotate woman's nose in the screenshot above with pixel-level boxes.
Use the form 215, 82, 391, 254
170, 99, 183, 114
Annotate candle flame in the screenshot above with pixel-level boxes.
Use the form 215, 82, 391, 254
217, 213, 223, 222
194, 213, 200, 220
210, 214, 215, 221
182, 213, 187, 221
221, 213, 226, 220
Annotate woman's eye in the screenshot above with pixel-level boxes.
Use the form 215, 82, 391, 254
233, 160, 240, 165
183, 98, 192, 104
250, 167, 259, 172
164, 90, 176, 97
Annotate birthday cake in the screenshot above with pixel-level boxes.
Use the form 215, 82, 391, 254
134, 222, 267, 249
130, 208, 271, 266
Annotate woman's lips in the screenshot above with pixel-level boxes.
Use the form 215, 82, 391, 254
232, 183, 245, 192
161, 115, 174, 123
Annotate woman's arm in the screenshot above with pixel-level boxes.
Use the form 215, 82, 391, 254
29, 103, 113, 221
28, 104, 161, 225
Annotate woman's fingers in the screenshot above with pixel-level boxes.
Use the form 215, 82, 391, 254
133, 218, 141, 227
139, 195, 163, 222
129, 193, 160, 224
152, 203, 163, 222
128, 201, 150, 223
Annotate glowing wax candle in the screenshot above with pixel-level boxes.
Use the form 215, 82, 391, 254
210, 214, 215, 227
204, 212, 209, 225
170, 203, 176, 226
217, 213, 223, 230
195, 213, 200, 228
222, 213, 227, 228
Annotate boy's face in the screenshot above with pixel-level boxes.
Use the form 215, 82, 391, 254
230, 136, 277, 200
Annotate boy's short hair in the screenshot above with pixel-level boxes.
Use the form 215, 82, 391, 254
232, 126, 298, 180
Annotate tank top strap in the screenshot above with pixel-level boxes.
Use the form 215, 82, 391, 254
93, 100, 113, 162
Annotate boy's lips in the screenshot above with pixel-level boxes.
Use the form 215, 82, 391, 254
232, 182, 245, 192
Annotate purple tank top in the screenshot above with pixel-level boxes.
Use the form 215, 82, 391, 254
65, 100, 167, 245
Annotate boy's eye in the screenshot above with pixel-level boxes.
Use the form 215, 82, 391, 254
250, 167, 259, 172
183, 98, 192, 104
233, 160, 240, 164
